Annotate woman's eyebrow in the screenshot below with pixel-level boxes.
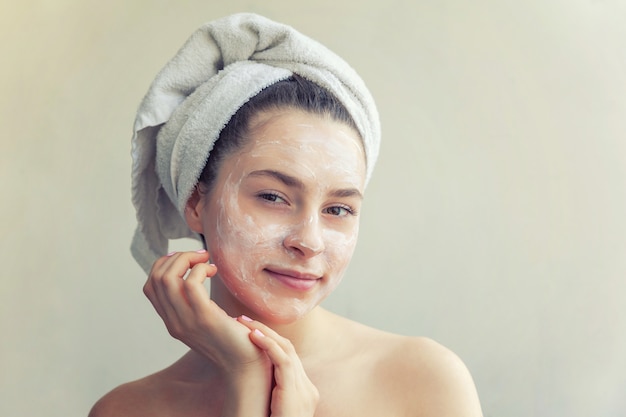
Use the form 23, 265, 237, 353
329, 188, 363, 200
248, 169, 304, 189
247, 169, 363, 200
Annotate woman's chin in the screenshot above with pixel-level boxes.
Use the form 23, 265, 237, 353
246, 298, 317, 325
217, 274, 330, 324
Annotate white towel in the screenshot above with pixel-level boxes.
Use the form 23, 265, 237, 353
130, 13, 381, 274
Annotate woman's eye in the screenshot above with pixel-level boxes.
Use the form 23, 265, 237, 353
258, 193, 286, 204
324, 206, 354, 217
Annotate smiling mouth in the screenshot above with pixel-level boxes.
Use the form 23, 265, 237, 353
264, 268, 321, 291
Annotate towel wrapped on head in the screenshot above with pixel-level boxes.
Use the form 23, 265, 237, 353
131, 12, 381, 274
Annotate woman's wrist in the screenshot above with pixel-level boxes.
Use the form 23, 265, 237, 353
220, 365, 272, 417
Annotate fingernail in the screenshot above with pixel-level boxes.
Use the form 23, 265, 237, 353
166, 251, 176, 257
240, 315, 253, 322
196, 249, 207, 253
254, 329, 265, 337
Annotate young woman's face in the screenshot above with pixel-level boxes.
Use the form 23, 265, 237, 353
195, 108, 366, 323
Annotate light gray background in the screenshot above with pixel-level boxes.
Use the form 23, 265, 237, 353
1, 1, 625, 416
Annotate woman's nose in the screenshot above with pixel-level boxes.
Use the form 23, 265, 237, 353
283, 215, 325, 258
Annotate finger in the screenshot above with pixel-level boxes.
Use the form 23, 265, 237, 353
156, 250, 211, 311
150, 253, 189, 321
147, 250, 184, 281
145, 251, 210, 336
160, 249, 211, 279
237, 316, 295, 353
142, 278, 170, 325
249, 329, 301, 388
149, 272, 187, 337
182, 264, 239, 334
144, 254, 181, 325
183, 262, 218, 313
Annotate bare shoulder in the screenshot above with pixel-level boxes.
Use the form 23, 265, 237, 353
379, 334, 483, 417
325, 313, 482, 416
88, 360, 214, 417
87, 366, 193, 417
88, 376, 160, 417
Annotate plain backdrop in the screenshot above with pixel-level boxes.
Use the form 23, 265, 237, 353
1, 1, 625, 416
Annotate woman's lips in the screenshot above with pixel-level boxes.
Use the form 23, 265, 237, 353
264, 268, 321, 291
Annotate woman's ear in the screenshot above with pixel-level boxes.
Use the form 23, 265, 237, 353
184, 187, 205, 233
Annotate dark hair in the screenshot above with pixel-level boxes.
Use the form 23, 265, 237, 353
197, 75, 359, 193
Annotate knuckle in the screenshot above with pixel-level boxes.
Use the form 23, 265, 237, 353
161, 274, 178, 290
166, 323, 183, 339
149, 256, 168, 274
182, 276, 198, 293
142, 282, 153, 298
190, 263, 210, 276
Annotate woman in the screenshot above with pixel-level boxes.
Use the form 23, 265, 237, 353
90, 13, 482, 417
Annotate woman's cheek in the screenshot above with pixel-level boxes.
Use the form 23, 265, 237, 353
214, 212, 287, 286
322, 225, 359, 283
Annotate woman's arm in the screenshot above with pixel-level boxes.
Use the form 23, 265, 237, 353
143, 250, 274, 417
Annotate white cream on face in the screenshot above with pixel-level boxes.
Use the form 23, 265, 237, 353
202, 109, 366, 323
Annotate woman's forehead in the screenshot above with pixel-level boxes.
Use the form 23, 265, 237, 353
221, 109, 367, 188
245, 108, 364, 154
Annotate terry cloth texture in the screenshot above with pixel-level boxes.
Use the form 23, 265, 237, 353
130, 12, 381, 274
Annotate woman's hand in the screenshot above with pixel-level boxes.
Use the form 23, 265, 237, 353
142, 250, 271, 377
237, 316, 320, 417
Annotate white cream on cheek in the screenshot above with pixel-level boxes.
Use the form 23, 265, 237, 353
214, 175, 352, 318
211, 178, 358, 319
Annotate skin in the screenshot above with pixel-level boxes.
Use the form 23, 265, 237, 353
89, 109, 483, 417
